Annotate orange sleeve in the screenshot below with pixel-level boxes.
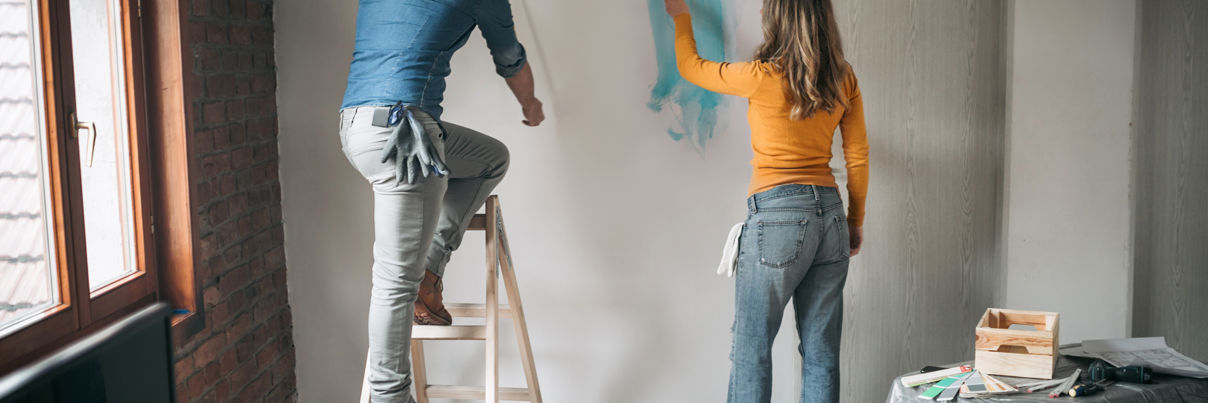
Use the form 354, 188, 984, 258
673, 14, 763, 97
839, 70, 869, 227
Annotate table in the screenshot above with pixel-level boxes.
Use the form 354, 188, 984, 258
887, 350, 1208, 402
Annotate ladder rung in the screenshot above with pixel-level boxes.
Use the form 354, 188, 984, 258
445, 303, 512, 318
467, 214, 487, 231
425, 385, 531, 401
411, 325, 486, 340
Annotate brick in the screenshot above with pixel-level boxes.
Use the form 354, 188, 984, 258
174, 355, 194, 382
214, 379, 230, 402
230, 26, 251, 45
206, 74, 236, 97
211, 0, 229, 17
228, 194, 249, 216
203, 101, 225, 124
197, 47, 221, 70
255, 338, 278, 367
191, 0, 208, 17
251, 27, 273, 44
192, 335, 227, 367
246, 1, 263, 19
209, 200, 230, 225
227, 312, 254, 339
232, 147, 253, 169
206, 23, 227, 44
225, 100, 245, 121
220, 173, 237, 195
176, 382, 189, 403
251, 73, 275, 94
187, 373, 208, 398
229, 124, 247, 145
212, 126, 231, 150
238, 51, 254, 69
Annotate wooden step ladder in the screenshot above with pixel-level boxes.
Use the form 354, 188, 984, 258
360, 195, 543, 403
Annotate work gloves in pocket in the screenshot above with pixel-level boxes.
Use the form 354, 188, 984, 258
379, 104, 450, 185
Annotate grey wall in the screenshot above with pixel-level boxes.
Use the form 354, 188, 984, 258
1132, 0, 1208, 362
1004, 0, 1137, 343
274, 1, 1005, 402
833, 1, 1007, 401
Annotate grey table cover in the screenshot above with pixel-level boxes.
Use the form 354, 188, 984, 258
887, 348, 1208, 402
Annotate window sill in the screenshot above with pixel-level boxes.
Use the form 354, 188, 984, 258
170, 311, 204, 343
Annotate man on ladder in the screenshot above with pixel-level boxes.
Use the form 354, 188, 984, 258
337, 0, 545, 401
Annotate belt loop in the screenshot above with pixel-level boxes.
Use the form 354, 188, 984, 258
748, 196, 758, 213
812, 185, 822, 216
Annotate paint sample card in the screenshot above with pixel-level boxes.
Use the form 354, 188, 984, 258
961, 370, 989, 394
922, 372, 972, 400
901, 365, 972, 387
961, 371, 1019, 397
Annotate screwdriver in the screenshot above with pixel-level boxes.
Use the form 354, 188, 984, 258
1069, 381, 1112, 397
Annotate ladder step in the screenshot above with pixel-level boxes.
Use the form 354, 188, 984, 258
445, 302, 512, 318
467, 214, 487, 231
425, 385, 531, 401
411, 325, 486, 340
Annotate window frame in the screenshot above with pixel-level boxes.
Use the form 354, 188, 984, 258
0, 0, 203, 372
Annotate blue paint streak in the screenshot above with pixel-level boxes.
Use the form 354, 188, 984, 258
647, 0, 729, 152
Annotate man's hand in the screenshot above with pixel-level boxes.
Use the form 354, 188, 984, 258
504, 62, 545, 127
849, 225, 863, 257
520, 97, 544, 127
664, 0, 689, 17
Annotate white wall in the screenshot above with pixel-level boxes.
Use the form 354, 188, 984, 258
275, 1, 1007, 402
1004, 0, 1137, 343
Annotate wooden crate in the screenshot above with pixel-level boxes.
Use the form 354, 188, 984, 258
974, 308, 1059, 379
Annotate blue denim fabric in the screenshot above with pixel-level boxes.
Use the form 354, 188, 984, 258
729, 184, 850, 403
341, 0, 528, 118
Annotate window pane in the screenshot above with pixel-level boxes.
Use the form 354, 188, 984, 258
68, 0, 139, 291
0, 0, 60, 336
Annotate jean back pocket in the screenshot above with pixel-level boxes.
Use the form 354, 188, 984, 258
757, 218, 808, 268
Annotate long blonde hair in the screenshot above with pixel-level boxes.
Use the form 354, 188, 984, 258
755, 0, 849, 119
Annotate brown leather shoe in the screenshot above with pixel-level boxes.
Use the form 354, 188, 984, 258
414, 271, 452, 326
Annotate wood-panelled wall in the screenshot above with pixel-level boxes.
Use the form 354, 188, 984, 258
833, 1, 1007, 401
1133, 0, 1208, 362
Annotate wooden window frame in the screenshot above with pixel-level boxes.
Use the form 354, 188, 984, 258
0, 0, 204, 374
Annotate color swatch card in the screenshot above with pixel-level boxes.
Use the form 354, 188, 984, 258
921, 371, 973, 400
901, 365, 972, 387
959, 371, 1019, 397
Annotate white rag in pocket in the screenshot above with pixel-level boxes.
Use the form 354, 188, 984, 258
716, 223, 744, 277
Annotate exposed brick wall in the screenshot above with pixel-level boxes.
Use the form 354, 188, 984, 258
171, 0, 297, 401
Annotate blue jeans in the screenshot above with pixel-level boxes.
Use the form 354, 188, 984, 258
729, 184, 850, 403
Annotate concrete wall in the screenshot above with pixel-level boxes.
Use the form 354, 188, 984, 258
1132, 0, 1208, 362
275, 0, 1007, 402
1004, 0, 1137, 343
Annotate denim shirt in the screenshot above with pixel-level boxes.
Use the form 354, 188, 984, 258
340, 0, 527, 119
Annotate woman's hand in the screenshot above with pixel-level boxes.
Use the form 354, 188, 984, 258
849, 226, 863, 257
664, 0, 689, 17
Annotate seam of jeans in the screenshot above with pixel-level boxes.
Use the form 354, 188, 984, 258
754, 207, 812, 213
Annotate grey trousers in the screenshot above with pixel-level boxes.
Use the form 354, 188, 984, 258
339, 106, 509, 403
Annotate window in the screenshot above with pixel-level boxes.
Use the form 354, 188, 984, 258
0, 0, 159, 365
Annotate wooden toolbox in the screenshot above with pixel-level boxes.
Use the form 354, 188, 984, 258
974, 308, 1059, 379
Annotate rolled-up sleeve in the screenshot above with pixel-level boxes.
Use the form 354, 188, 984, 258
477, 0, 527, 77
